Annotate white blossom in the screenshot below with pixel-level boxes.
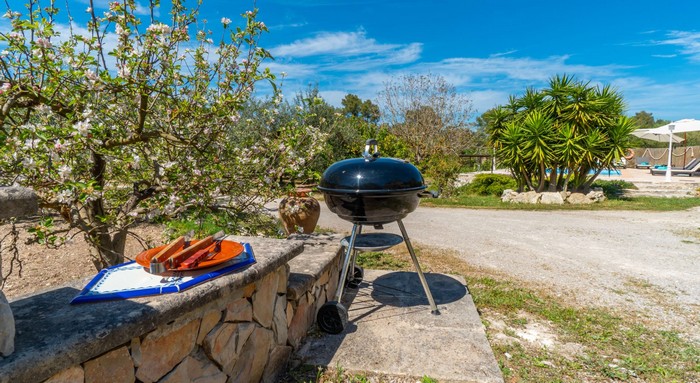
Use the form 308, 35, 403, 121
147, 23, 171, 34
22, 157, 36, 169
36, 37, 51, 49
57, 189, 73, 204
85, 69, 98, 82
73, 120, 91, 136
117, 65, 131, 78
221, 17, 232, 26
58, 164, 71, 180
24, 139, 41, 149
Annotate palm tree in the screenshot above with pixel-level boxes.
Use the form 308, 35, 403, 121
485, 75, 636, 193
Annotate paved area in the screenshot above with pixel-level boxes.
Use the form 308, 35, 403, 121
296, 269, 503, 383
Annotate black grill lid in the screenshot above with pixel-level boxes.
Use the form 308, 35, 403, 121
318, 139, 426, 194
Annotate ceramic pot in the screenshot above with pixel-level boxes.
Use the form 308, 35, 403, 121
278, 187, 321, 235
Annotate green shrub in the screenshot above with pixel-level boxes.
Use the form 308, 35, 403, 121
459, 173, 517, 196
591, 180, 637, 198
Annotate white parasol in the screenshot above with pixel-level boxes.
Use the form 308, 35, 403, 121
631, 128, 684, 143
648, 119, 700, 181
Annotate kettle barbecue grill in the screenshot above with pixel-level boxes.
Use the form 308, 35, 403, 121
316, 139, 440, 334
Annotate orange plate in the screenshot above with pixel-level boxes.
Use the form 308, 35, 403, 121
135, 240, 244, 271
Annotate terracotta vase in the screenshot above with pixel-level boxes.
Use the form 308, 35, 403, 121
278, 187, 321, 235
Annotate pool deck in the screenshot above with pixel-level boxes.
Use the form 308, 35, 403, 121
597, 167, 700, 185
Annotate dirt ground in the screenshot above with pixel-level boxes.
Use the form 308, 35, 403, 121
1, 220, 167, 299
317, 205, 700, 342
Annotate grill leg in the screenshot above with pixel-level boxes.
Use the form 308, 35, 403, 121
334, 223, 361, 302
397, 219, 440, 315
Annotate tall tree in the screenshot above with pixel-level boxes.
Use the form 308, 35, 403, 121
378, 73, 475, 193
631, 111, 655, 130
341, 94, 362, 117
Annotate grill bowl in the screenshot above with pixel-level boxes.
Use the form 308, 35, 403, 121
318, 140, 426, 224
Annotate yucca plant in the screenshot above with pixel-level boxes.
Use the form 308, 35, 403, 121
484, 75, 636, 193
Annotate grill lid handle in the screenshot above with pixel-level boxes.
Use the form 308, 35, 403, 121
363, 139, 380, 161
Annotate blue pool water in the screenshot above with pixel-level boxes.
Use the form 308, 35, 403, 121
591, 169, 621, 176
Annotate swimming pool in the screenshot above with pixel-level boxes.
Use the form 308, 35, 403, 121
590, 169, 621, 176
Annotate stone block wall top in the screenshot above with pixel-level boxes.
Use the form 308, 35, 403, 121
0, 236, 303, 383
285, 234, 344, 301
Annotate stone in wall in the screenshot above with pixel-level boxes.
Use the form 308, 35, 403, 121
135, 318, 200, 382
228, 326, 273, 383
198, 309, 223, 345
224, 298, 252, 323
288, 293, 313, 349
83, 346, 134, 383
204, 322, 255, 374
130, 337, 142, 368
160, 349, 226, 383
286, 301, 294, 328
272, 295, 288, 345
252, 270, 278, 328
43, 366, 84, 383
277, 264, 289, 294
262, 345, 292, 383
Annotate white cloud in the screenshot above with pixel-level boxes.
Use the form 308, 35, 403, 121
613, 76, 700, 119
653, 31, 700, 62
270, 30, 422, 63
268, 22, 308, 31
263, 61, 319, 79
318, 90, 350, 106
468, 90, 511, 115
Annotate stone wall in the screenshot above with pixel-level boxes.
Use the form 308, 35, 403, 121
0, 234, 344, 383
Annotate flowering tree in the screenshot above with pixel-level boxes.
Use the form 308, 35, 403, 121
0, 0, 324, 269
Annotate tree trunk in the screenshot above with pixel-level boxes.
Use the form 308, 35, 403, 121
580, 170, 602, 194
536, 163, 547, 192
548, 164, 559, 192
86, 224, 127, 270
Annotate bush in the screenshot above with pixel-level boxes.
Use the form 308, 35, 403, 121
591, 180, 637, 198
458, 174, 517, 196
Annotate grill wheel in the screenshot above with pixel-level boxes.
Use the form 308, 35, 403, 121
317, 301, 348, 334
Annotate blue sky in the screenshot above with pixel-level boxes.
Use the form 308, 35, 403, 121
5, 0, 700, 121
253, 0, 700, 121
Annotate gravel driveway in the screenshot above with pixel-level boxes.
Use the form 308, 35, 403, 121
317, 204, 700, 339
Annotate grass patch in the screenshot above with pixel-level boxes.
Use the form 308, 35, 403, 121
349, 246, 700, 382
356, 251, 410, 270
282, 365, 439, 382
424, 194, 700, 211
